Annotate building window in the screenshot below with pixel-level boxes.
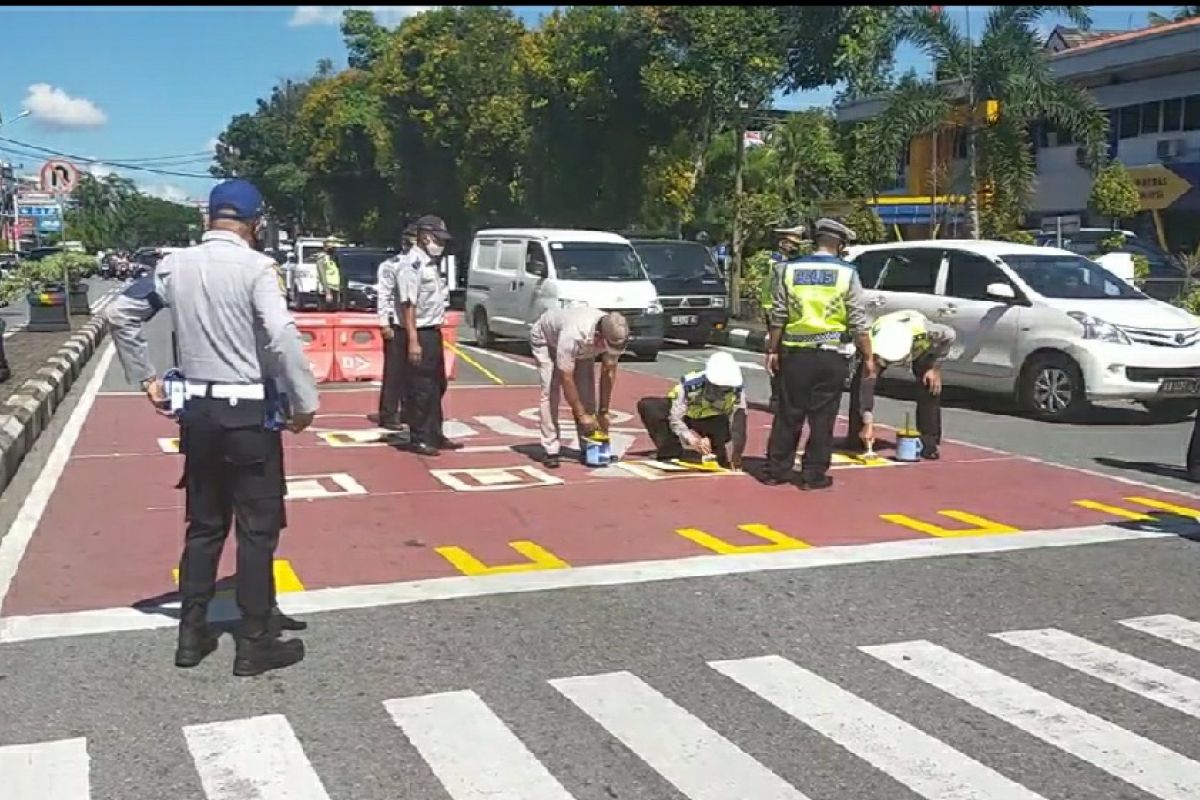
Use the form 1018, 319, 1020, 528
1140, 101, 1161, 135
1185, 95, 1200, 132
1163, 98, 1183, 132
1118, 105, 1140, 139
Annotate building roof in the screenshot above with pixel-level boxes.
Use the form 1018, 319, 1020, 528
1047, 15, 1200, 57
1044, 26, 1125, 52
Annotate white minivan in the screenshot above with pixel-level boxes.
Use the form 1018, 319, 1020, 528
465, 228, 665, 360
848, 239, 1200, 422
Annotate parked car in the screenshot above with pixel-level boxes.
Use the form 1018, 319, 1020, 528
1035, 228, 1185, 301
847, 239, 1200, 422
465, 228, 665, 360
334, 246, 396, 312
629, 237, 729, 346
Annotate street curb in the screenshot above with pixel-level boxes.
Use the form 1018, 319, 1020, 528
0, 314, 109, 495
725, 326, 767, 352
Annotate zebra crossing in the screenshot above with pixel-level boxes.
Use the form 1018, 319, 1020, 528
6, 612, 1200, 799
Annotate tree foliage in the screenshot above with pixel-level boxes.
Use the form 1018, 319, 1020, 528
65, 174, 201, 251
1088, 162, 1141, 227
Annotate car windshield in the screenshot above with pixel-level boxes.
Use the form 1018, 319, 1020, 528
337, 250, 392, 282
633, 241, 718, 281
549, 242, 645, 281
1003, 253, 1143, 300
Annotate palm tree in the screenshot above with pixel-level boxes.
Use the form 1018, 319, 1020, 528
868, 5, 1109, 238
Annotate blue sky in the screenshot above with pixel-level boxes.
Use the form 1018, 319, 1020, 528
0, 5, 1177, 203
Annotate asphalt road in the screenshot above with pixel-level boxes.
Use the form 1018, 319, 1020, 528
3, 313, 1200, 799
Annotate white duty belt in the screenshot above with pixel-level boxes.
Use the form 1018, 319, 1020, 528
184, 382, 266, 401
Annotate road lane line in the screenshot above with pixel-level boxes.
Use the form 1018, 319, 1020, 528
551, 671, 810, 799
1120, 614, 1200, 652
711, 655, 1047, 800
385, 690, 575, 800
0, 342, 116, 610
447, 340, 505, 385
458, 343, 538, 371
0, 523, 1176, 644
994, 628, 1200, 719
1072, 500, 1154, 521
184, 715, 331, 800
864, 639, 1200, 800
1, 737, 90, 800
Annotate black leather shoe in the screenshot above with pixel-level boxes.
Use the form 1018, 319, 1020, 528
233, 635, 305, 677
271, 608, 307, 632
801, 474, 834, 491
435, 438, 464, 451
544, 455, 561, 469
761, 474, 789, 486
175, 627, 219, 668
922, 449, 940, 461
379, 415, 406, 432
410, 442, 439, 456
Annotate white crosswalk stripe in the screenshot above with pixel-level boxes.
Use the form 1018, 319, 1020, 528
384, 690, 576, 800
711, 655, 1047, 800
863, 639, 1200, 800
183, 714, 332, 800
13, 613, 1200, 799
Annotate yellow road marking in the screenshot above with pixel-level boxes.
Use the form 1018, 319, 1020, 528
446, 341, 505, 385
435, 540, 568, 576
1126, 497, 1200, 519
881, 510, 1019, 538
1073, 500, 1155, 521
675, 523, 810, 555
171, 559, 305, 593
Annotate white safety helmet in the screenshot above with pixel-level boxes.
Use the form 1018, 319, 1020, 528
704, 351, 743, 388
871, 320, 915, 365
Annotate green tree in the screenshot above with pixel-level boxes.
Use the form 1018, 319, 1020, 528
1149, 5, 1200, 24
65, 173, 138, 251
341, 9, 389, 70
1088, 162, 1141, 230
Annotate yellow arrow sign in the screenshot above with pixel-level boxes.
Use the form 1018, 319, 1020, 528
1127, 164, 1192, 211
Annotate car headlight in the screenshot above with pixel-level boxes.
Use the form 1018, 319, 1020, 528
559, 298, 589, 309
645, 299, 663, 314
1068, 311, 1131, 345
711, 296, 727, 308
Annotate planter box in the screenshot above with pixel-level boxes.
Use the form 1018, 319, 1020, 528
26, 290, 70, 332
68, 288, 90, 315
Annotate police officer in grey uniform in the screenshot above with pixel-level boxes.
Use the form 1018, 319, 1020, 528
375, 223, 417, 431
105, 179, 319, 677
395, 214, 461, 455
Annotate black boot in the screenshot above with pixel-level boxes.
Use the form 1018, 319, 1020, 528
175, 606, 218, 668
233, 621, 305, 677
271, 606, 307, 632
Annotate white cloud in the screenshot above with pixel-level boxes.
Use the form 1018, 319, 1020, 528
206, 137, 221, 153
288, 5, 435, 27
21, 83, 107, 129
84, 160, 118, 179
143, 183, 190, 203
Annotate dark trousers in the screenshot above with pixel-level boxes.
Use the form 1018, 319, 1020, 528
178, 397, 285, 634
322, 289, 343, 311
378, 325, 406, 423
1187, 408, 1200, 481
399, 326, 447, 446
845, 356, 942, 451
637, 397, 732, 467
0, 319, 8, 379
766, 349, 849, 479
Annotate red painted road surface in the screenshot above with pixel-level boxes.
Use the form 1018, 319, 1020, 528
3, 367, 1197, 617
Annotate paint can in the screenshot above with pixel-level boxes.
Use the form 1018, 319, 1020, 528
895, 429, 924, 462
583, 433, 612, 467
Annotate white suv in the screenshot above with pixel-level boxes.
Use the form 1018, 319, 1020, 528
847, 239, 1200, 422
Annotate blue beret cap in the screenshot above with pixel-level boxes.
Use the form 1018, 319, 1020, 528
208, 179, 263, 221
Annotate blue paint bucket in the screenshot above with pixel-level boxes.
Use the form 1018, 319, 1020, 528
583, 435, 612, 467
895, 430, 924, 462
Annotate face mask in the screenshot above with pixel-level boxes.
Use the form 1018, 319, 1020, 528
425, 242, 445, 258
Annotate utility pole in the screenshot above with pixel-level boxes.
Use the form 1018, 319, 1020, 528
730, 100, 749, 318
965, 5, 981, 239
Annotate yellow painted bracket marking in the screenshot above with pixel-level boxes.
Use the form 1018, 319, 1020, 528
670, 459, 728, 473
675, 523, 810, 555
1073, 500, 1154, 521
1126, 497, 1200, 519
435, 540, 568, 576
171, 559, 305, 593
880, 510, 1019, 538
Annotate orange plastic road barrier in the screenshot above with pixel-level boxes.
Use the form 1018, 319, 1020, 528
293, 312, 337, 384
332, 312, 386, 383
442, 309, 463, 381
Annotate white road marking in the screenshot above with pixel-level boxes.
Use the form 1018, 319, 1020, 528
995, 628, 1200, 719
864, 639, 1200, 800
458, 343, 538, 371
0, 342, 116, 609
184, 715, 331, 800
385, 690, 575, 800
0, 523, 1175, 644
1120, 614, 1200, 652
0, 737, 90, 800
711, 655, 1046, 800
552, 670, 809, 799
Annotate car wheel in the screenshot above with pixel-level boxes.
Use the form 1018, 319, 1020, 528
1019, 353, 1088, 422
1141, 398, 1197, 423
473, 308, 492, 348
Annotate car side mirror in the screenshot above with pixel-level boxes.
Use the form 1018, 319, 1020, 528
986, 282, 1016, 302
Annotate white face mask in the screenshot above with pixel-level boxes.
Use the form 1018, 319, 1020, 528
424, 242, 444, 258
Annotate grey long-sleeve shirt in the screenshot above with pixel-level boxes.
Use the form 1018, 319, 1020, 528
104, 229, 320, 414
768, 252, 869, 336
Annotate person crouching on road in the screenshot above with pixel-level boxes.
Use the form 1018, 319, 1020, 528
376, 223, 417, 432
530, 306, 630, 468
637, 351, 747, 470
846, 309, 955, 460
397, 214, 460, 456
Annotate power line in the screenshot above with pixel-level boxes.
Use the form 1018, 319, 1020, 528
0, 135, 222, 179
